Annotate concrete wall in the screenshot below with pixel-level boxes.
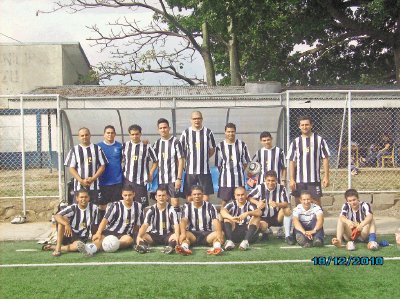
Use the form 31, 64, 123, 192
62, 44, 91, 85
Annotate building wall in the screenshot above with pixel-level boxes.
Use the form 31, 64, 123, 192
62, 44, 91, 85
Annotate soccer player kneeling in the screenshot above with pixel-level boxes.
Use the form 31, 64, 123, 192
135, 187, 180, 254
292, 191, 324, 248
43, 189, 98, 257
220, 187, 261, 251
175, 186, 224, 256
77, 186, 143, 256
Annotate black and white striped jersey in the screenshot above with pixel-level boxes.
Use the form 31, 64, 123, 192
248, 183, 288, 218
153, 136, 183, 184
182, 201, 218, 232
180, 127, 216, 174
287, 133, 330, 183
144, 203, 179, 235
223, 200, 256, 226
340, 202, 373, 223
253, 146, 286, 183
122, 141, 158, 185
104, 201, 144, 235
64, 144, 108, 191
215, 139, 250, 187
58, 202, 99, 238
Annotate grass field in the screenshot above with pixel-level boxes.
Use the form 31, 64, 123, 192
1, 236, 399, 299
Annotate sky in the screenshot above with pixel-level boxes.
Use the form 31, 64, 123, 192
0, 0, 204, 85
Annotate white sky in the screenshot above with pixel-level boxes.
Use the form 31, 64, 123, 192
0, 0, 204, 85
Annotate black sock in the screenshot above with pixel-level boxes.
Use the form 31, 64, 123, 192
245, 225, 257, 241
224, 222, 233, 240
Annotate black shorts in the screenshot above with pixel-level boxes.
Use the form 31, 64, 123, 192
103, 229, 133, 239
148, 232, 173, 245
190, 230, 212, 246
75, 190, 103, 206
158, 182, 180, 198
61, 231, 87, 245
123, 179, 149, 207
231, 224, 258, 243
183, 174, 214, 197
100, 183, 122, 204
291, 182, 322, 199
217, 187, 235, 202
261, 214, 282, 227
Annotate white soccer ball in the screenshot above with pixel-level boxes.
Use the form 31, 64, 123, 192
346, 241, 356, 251
102, 235, 120, 253
246, 162, 261, 176
367, 241, 379, 251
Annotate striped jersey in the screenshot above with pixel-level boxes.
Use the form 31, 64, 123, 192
58, 202, 99, 239
223, 200, 256, 226
287, 133, 330, 183
253, 146, 286, 183
248, 183, 288, 218
104, 200, 144, 235
98, 141, 123, 186
180, 127, 216, 174
215, 139, 250, 187
182, 201, 218, 232
144, 203, 179, 235
340, 202, 372, 223
293, 203, 323, 228
64, 143, 108, 191
123, 141, 158, 185
153, 136, 183, 184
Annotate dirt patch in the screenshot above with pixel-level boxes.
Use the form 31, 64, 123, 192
0, 198, 60, 223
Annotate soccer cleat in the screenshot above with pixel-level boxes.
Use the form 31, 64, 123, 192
135, 244, 150, 254
295, 233, 307, 247
276, 227, 285, 239
224, 240, 235, 251
162, 246, 174, 254
313, 237, 324, 247
285, 235, 295, 245
76, 241, 93, 257
239, 240, 249, 251
207, 247, 223, 255
175, 245, 192, 256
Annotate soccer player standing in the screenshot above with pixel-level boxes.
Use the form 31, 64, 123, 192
180, 111, 216, 201
215, 123, 250, 206
123, 124, 158, 207
64, 127, 107, 204
287, 116, 330, 206
97, 125, 123, 219
153, 118, 184, 213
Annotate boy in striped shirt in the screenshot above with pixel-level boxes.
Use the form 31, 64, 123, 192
220, 187, 261, 251
215, 123, 250, 206
135, 187, 180, 254
43, 189, 98, 257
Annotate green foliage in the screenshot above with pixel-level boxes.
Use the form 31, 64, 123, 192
74, 69, 100, 85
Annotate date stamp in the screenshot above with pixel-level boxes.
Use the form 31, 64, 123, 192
311, 256, 384, 266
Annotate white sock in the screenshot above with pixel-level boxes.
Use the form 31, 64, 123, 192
213, 242, 221, 249
283, 216, 292, 238
182, 242, 190, 250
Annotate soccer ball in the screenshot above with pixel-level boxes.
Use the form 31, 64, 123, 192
246, 162, 261, 176
102, 235, 120, 253
346, 241, 356, 251
367, 241, 379, 251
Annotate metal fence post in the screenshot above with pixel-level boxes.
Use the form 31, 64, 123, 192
286, 90, 290, 183
20, 95, 26, 216
57, 95, 63, 201
347, 91, 352, 189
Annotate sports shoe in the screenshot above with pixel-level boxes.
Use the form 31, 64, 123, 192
135, 244, 150, 254
239, 240, 249, 251
313, 238, 324, 247
77, 241, 93, 257
162, 246, 174, 254
224, 240, 235, 251
346, 241, 356, 251
295, 233, 307, 247
207, 247, 223, 255
175, 245, 192, 256
285, 235, 295, 245
276, 227, 285, 239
